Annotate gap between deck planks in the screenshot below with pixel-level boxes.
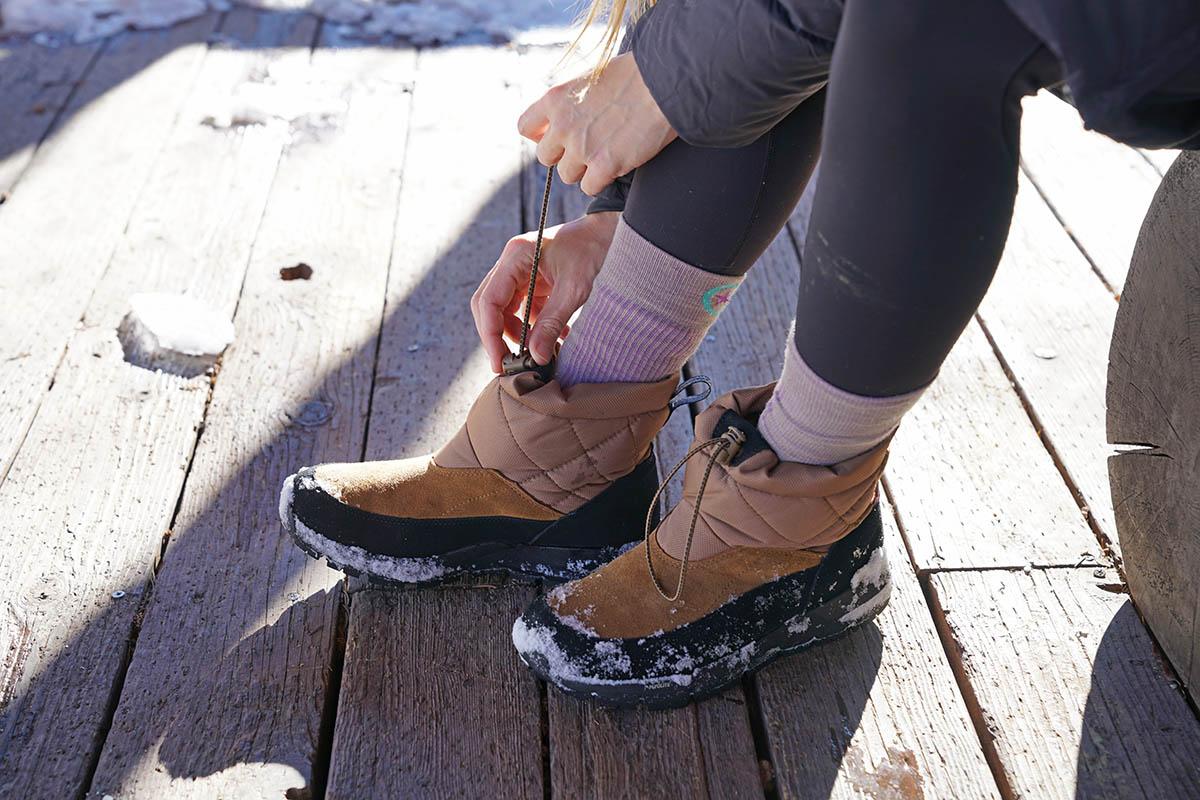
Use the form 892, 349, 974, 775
1018, 91, 1163, 293
928, 569, 1200, 798
0, 35, 100, 198
0, 12, 316, 798
0, 15, 221, 493
87, 28, 415, 800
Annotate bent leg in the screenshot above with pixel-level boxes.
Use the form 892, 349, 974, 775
759, 0, 1063, 465
795, 0, 1062, 397
623, 91, 826, 277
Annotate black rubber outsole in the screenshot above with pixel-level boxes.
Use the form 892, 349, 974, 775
280, 476, 633, 587
517, 576, 892, 710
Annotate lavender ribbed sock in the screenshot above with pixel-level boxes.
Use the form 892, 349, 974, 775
758, 331, 928, 465
555, 219, 742, 388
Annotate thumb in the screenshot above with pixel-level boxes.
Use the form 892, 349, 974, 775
529, 312, 569, 366
529, 290, 583, 365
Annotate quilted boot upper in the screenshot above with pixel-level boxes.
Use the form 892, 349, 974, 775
434, 371, 678, 514
307, 371, 678, 522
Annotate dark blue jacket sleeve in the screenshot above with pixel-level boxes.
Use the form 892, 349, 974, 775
632, 0, 837, 147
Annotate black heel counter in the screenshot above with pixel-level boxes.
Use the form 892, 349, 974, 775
807, 503, 885, 607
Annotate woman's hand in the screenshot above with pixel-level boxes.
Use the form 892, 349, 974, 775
518, 53, 676, 196
473, 212, 619, 372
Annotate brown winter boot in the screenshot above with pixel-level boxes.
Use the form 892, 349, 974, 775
280, 371, 704, 584
512, 383, 892, 708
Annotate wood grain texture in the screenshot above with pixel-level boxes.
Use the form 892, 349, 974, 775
930, 569, 1200, 799
1019, 91, 1163, 291
325, 47, 543, 800
0, 13, 313, 799
888, 322, 1099, 571
977, 174, 1121, 557
549, 689, 763, 800
0, 37, 99, 197
88, 40, 415, 799
688, 234, 998, 798
1107, 151, 1200, 704
759, 494, 999, 800
0, 15, 219, 490
335, 584, 542, 799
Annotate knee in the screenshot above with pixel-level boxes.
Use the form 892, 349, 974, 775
838, 0, 1026, 94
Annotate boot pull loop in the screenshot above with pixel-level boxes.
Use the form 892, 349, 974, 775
667, 374, 713, 412
502, 167, 556, 379
643, 425, 742, 602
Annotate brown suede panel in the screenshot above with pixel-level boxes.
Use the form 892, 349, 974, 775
434, 373, 677, 513
314, 456, 559, 521
656, 382, 888, 560
547, 533, 823, 638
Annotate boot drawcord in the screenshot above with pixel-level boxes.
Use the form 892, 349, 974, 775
502, 167, 555, 378
644, 425, 746, 602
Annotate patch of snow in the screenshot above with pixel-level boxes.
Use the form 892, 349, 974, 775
290, 506, 448, 583
124, 292, 234, 357
278, 472, 295, 526
839, 581, 893, 625
201, 65, 347, 130
556, 611, 597, 637
786, 617, 810, 635
310, 471, 343, 501
513, 616, 694, 688
849, 546, 889, 592
1, 0, 579, 46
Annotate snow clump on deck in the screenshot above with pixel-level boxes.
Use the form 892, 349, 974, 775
117, 292, 234, 376
0, 0, 577, 46
125, 292, 234, 357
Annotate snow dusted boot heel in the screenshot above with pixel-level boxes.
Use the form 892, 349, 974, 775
512, 383, 892, 709
280, 372, 706, 585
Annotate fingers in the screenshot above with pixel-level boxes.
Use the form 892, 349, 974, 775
535, 132, 564, 168
472, 238, 532, 372
557, 153, 586, 185
580, 149, 619, 196
518, 95, 550, 142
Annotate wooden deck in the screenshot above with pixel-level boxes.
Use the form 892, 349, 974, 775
1, 10, 1197, 799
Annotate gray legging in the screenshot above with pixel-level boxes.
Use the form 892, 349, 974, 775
606, 0, 1066, 397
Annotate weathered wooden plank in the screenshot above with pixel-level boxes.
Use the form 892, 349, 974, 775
334, 582, 542, 799
977, 174, 1121, 557
929, 569, 1200, 798
0, 36, 100, 197
887, 322, 1099, 571
88, 40, 415, 799
1019, 91, 1162, 291
325, 47, 543, 800
0, 15, 220, 490
0, 13, 313, 799
550, 690, 764, 800
1107, 151, 1200, 705
759, 494, 1000, 799
688, 236, 1000, 798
